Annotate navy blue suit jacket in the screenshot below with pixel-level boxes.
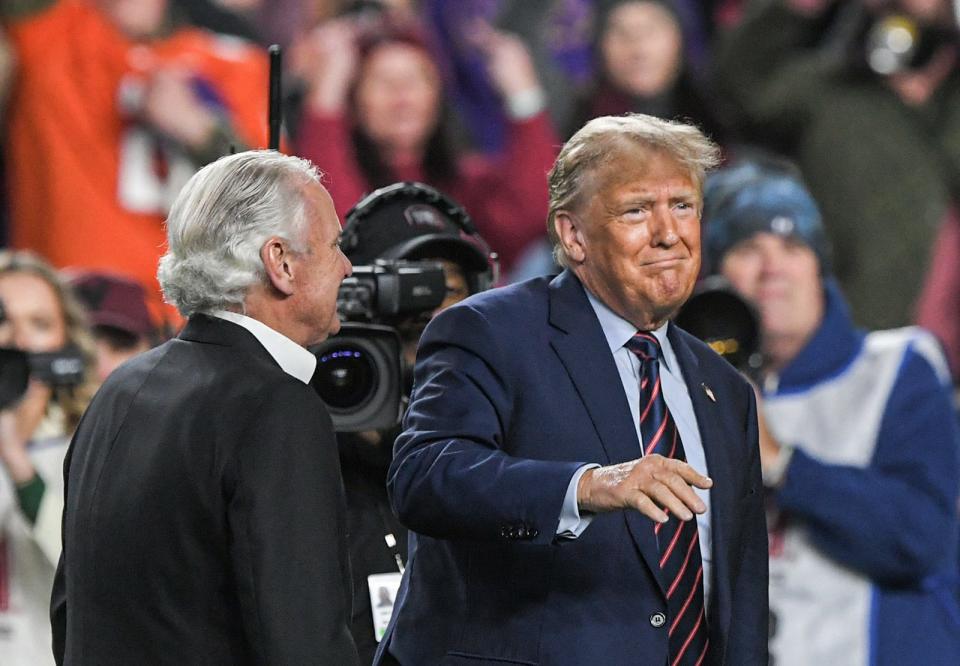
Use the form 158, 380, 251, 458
377, 271, 768, 665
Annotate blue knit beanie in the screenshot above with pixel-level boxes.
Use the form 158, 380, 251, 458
702, 162, 832, 275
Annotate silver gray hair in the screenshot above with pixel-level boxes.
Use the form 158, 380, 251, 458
547, 113, 721, 268
158, 150, 322, 316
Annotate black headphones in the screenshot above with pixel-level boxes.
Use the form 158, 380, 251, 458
342, 182, 499, 293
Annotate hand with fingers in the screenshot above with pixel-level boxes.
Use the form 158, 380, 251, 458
0, 382, 49, 485
142, 68, 220, 150
577, 455, 712, 524
466, 20, 542, 101
298, 17, 360, 114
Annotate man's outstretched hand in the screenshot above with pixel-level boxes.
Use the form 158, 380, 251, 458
577, 455, 712, 523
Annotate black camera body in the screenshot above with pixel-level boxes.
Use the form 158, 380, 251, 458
674, 275, 763, 379
0, 348, 87, 410
335, 261, 447, 322
310, 181, 495, 433
309, 260, 447, 432
311, 182, 498, 432
0, 298, 88, 409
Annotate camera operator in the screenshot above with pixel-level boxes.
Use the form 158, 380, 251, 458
336, 182, 493, 662
703, 162, 960, 665
0, 251, 96, 666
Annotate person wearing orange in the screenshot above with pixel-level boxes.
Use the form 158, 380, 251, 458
3, 0, 271, 323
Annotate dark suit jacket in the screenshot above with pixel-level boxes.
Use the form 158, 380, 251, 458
51, 314, 359, 665
377, 271, 768, 665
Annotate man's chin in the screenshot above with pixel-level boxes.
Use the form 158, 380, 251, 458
303, 319, 340, 348
326, 319, 342, 339
649, 288, 696, 327
655, 275, 696, 309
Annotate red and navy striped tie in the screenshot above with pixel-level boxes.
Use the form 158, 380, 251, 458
626, 332, 709, 666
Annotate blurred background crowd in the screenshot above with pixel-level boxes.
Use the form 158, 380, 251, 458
0, 0, 959, 664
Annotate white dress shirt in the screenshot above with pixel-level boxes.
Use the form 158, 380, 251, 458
556, 292, 713, 602
208, 311, 317, 384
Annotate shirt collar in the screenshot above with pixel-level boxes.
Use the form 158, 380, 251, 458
208, 310, 317, 384
584, 289, 678, 374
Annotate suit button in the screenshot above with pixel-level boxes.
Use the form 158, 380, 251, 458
650, 612, 666, 628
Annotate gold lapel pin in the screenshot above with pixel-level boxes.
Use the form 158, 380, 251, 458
702, 383, 716, 403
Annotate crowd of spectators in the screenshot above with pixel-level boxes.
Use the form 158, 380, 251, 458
1, 0, 957, 339
0, 0, 958, 664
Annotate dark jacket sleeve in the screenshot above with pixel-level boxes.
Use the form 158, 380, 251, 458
725, 381, 770, 665
50, 555, 65, 665
776, 344, 960, 584
225, 380, 360, 666
388, 303, 586, 545
50, 513, 67, 664
50, 424, 75, 666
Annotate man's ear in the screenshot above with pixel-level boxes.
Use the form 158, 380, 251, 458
260, 237, 296, 296
554, 211, 586, 264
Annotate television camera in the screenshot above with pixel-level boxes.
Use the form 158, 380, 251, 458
308, 182, 495, 433
308, 260, 446, 432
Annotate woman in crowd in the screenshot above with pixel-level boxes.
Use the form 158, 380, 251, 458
0, 251, 97, 666
566, 0, 724, 142
292, 11, 559, 276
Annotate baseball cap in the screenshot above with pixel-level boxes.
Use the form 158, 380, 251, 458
342, 182, 491, 275
68, 271, 155, 338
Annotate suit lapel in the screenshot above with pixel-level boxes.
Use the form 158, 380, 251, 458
668, 324, 734, 653
548, 271, 666, 597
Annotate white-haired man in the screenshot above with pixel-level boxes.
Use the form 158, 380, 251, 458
51, 151, 359, 665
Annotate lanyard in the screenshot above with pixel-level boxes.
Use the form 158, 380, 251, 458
376, 501, 405, 574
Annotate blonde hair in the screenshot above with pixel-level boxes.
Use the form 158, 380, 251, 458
547, 113, 721, 267
0, 251, 98, 432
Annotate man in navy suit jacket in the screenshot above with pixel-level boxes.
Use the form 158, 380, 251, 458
377, 114, 768, 665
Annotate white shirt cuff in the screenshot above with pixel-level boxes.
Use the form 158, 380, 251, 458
556, 464, 600, 539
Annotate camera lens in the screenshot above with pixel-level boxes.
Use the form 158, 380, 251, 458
312, 345, 379, 411
309, 324, 403, 432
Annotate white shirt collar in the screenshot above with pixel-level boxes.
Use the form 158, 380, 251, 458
208, 310, 318, 384
584, 289, 679, 374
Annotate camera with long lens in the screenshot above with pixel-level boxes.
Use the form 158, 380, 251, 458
309, 182, 495, 433
675, 275, 763, 379
309, 260, 447, 432
0, 300, 87, 410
